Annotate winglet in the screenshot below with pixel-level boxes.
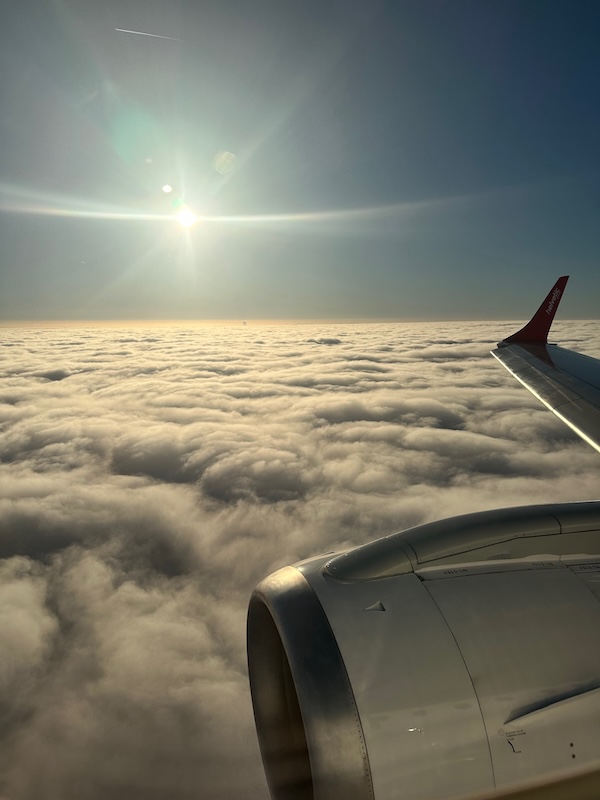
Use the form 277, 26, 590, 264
502, 276, 569, 345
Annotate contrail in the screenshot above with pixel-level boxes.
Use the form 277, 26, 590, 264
115, 28, 181, 41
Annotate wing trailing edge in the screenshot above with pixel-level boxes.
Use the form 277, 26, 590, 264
492, 277, 600, 453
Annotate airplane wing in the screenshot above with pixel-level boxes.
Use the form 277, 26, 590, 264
491, 276, 600, 453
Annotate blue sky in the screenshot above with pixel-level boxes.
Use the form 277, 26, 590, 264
1, 0, 599, 320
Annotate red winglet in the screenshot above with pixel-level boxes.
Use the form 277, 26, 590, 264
503, 276, 569, 345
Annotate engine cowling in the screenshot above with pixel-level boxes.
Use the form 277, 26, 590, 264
248, 502, 600, 800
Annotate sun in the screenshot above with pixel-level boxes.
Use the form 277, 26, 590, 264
176, 207, 198, 228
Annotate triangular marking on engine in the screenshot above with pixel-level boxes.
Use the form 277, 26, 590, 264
365, 601, 386, 612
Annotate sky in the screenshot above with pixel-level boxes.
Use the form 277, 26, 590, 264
1, 320, 600, 799
1, 0, 600, 321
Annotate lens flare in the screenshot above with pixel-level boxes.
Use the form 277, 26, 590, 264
213, 151, 236, 175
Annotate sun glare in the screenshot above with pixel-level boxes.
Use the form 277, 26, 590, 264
177, 208, 198, 228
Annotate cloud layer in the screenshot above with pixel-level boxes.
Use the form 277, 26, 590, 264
1, 319, 599, 799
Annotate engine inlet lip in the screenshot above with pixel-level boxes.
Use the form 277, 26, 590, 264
247, 565, 374, 800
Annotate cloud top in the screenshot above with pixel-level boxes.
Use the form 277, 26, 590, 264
0, 320, 599, 799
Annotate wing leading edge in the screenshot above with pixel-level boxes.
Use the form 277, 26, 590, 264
492, 276, 600, 453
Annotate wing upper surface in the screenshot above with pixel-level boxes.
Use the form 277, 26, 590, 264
492, 277, 600, 453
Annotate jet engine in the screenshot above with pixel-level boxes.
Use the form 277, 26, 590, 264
248, 501, 600, 800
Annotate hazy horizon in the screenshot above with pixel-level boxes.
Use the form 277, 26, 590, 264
2, 315, 600, 328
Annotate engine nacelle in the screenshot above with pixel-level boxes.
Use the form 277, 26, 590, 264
248, 502, 600, 800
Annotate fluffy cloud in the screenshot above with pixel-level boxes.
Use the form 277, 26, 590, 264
0, 319, 599, 799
